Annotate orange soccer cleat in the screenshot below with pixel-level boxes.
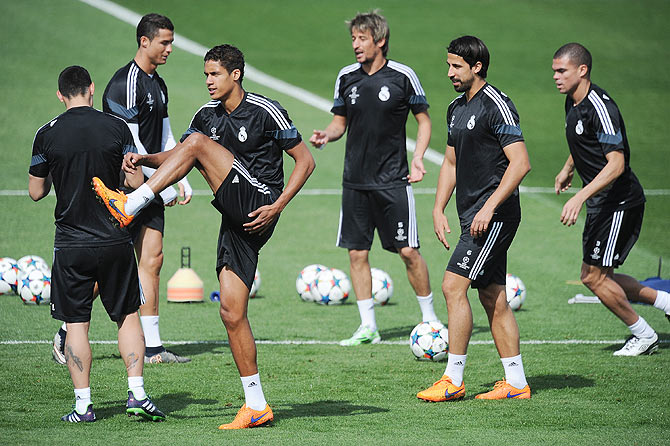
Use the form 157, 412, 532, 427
91, 177, 134, 228
417, 375, 465, 402
475, 380, 531, 400
218, 404, 274, 430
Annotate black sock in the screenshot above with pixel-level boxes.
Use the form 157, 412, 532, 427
145, 346, 166, 356
58, 328, 67, 351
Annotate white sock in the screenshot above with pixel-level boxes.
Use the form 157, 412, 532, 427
61, 322, 67, 332
444, 353, 467, 387
653, 290, 670, 314
141, 315, 162, 349
241, 373, 267, 411
417, 293, 438, 322
357, 298, 376, 332
628, 316, 656, 339
128, 376, 147, 400
126, 183, 155, 216
501, 354, 528, 389
74, 387, 91, 413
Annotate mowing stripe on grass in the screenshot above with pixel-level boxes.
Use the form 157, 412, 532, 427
1, 339, 668, 345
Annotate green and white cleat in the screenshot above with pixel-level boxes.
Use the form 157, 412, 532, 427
339, 325, 381, 346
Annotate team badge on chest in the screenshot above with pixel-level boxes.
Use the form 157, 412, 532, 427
210, 127, 220, 141
378, 85, 390, 102
575, 119, 584, 135
467, 114, 476, 130
349, 86, 359, 105
238, 126, 247, 142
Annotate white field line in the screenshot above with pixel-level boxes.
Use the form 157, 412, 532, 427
1, 338, 668, 346
2, 187, 670, 196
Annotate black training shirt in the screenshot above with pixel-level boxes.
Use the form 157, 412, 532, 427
29, 106, 137, 247
447, 83, 524, 227
564, 83, 645, 213
331, 60, 429, 190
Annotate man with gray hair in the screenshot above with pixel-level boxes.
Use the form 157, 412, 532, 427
310, 10, 438, 346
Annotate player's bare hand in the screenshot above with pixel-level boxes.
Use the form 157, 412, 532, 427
123, 152, 145, 173
309, 130, 329, 149
244, 204, 280, 234
470, 205, 494, 238
408, 157, 427, 183
178, 182, 192, 205
555, 168, 574, 194
560, 196, 583, 226
433, 210, 451, 250
165, 197, 178, 207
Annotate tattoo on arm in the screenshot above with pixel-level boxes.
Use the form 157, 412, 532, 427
65, 345, 84, 373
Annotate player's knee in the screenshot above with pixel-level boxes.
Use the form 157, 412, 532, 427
142, 251, 163, 274
580, 267, 605, 290
348, 250, 368, 266
398, 247, 419, 264
442, 279, 463, 302
219, 304, 244, 329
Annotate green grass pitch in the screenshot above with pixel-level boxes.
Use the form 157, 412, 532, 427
1, 1, 669, 444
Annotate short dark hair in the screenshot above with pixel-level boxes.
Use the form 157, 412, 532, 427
554, 43, 592, 78
58, 65, 92, 99
204, 44, 245, 84
447, 35, 490, 79
136, 13, 173, 47
347, 10, 390, 57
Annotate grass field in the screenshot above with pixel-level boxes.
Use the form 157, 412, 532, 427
1, 1, 669, 445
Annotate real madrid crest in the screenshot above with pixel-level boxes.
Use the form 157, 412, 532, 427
575, 119, 584, 135
378, 85, 390, 102
467, 114, 476, 130
238, 126, 247, 142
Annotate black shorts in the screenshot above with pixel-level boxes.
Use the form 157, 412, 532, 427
210, 160, 279, 290
50, 242, 140, 323
583, 204, 644, 268
128, 197, 164, 242
337, 186, 419, 253
446, 220, 519, 289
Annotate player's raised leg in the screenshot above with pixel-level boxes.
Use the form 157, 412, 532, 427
613, 272, 670, 323
474, 283, 530, 399
93, 133, 234, 226
417, 271, 470, 402
217, 267, 273, 429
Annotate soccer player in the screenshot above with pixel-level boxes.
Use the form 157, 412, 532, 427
29, 66, 165, 422
309, 10, 439, 346
92, 44, 315, 429
52, 13, 193, 365
552, 43, 670, 356
417, 36, 532, 402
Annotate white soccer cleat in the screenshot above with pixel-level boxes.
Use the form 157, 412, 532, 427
613, 333, 659, 356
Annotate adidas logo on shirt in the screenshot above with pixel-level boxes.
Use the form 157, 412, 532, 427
232, 175, 239, 184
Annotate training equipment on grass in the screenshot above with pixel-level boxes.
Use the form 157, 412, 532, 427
371, 267, 393, 306
0, 257, 20, 295
17, 255, 50, 274
167, 247, 203, 302
410, 321, 448, 361
17, 269, 51, 305
310, 268, 350, 305
506, 273, 526, 311
249, 269, 261, 298
296, 264, 328, 302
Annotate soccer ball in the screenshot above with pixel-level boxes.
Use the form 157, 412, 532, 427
310, 268, 350, 305
296, 264, 328, 302
17, 269, 51, 305
371, 268, 393, 306
0, 257, 20, 295
410, 321, 449, 361
17, 255, 50, 274
506, 274, 526, 311
249, 269, 261, 298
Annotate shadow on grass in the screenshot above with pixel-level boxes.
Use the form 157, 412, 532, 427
93, 391, 219, 420
276, 399, 389, 421
381, 322, 490, 340
507, 374, 596, 395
